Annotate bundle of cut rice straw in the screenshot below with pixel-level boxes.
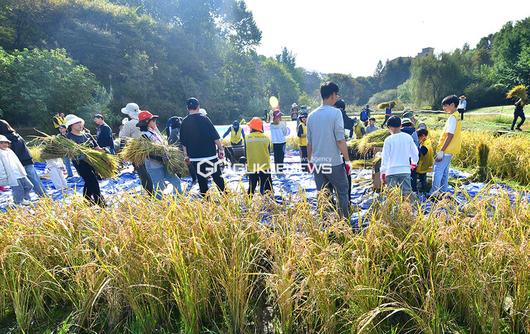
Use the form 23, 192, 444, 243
506, 84, 528, 101
120, 138, 188, 176
35, 134, 118, 179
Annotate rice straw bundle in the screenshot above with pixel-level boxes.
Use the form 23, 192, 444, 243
377, 101, 395, 110
506, 84, 528, 101
120, 138, 188, 176
37, 134, 118, 179
357, 129, 390, 155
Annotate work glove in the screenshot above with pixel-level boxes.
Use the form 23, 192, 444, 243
435, 151, 444, 162
344, 161, 351, 175
410, 163, 417, 171
218, 149, 225, 160
308, 162, 314, 174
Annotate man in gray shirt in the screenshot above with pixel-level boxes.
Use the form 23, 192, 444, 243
307, 81, 351, 219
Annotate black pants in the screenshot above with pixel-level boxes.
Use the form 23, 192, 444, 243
414, 172, 428, 193
512, 109, 526, 130
192, 159, 225, 197
134, 163, 153, 196
300, 146, 308, 173
188, 163, 197, 183
273, 143, 285, 172
382, 115, 390, 127
73, 160, 103, 206
248, 171, 273, 195
458, 108, 465, 120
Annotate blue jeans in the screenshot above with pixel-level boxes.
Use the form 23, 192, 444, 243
147, 166, 183, 200
24, 164, 46, 197
63, 157, 74, 177
387, 173, 413, 194
11, 177, 34, 204
430, 155, 452, 194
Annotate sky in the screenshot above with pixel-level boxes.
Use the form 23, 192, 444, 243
245, 0, 530, 77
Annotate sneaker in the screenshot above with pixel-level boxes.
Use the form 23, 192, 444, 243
515, 127, 522, 131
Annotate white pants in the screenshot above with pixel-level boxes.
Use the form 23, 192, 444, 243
47, 159, 68, 191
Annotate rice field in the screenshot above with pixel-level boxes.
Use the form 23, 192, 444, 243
0, 189, 529, 333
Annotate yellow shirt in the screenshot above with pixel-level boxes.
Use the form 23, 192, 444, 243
354, 122, 364, 139
438, 114, 462, 155
298, 123, 307, 147
416, 138, 434, 174
231, 127, 243, 145
245, 131, 271, 172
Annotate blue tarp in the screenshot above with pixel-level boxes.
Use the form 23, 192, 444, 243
1, 152, 528, 227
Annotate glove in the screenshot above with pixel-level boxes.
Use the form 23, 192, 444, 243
410, 163, 417, 171
344, 161, 351, 175
380, 173, 387, 184
308, 162, 314, 173
218, 149, 225, 160
435, 151, 444, 162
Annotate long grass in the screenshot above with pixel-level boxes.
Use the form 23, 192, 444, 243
0, 189, 528, 333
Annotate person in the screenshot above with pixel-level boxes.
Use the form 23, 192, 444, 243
307, 81, 351, 219
58, 125, 74, 177
270, 109, 290, 173
45, 157, 68, 191
245, 117, 273, 195
511, 98, 526, 131
352, 118, 366, 139
360, 105, 371, 126
415, 129, 433, 194
0, 135, 34, 205
64, 114, 105, 206
0, 119, 46, 198
365, 117, 378, 134
297, 110, 309, 172
180, 97, 225, 197
222, 120, 246, 146
335, 99, 354, 139
119, 103, 154, 195
290, 103, 300, 121
382, 104, 393, 127
430, 95, 462, 196
401, 118, 419, 147
380, 116, 419, 195
94, 114, 115, 154
167, 117, 182, 145
53, 112, 65, 129
457, 95, 467, 121
136, 111, 182, 200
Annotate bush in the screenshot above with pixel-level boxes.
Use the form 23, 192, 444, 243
463, 82, 508, 108
367, 89, 398, 106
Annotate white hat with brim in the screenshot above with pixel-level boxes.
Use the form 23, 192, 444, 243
64, 114, 85, 128
0, 135, 11, 143
199, 108, 207, 116
121, 103, 140, 115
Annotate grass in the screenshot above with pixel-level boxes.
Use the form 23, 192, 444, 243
0, 190, 529, 333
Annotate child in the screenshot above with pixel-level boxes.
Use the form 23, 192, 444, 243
352, 118, 366, 139
415, 129, 433, 193
380, 116, 418, 195
0, 135, 34, 205
136, 110, 183, 200
269, 109, 289, 172
245, 117, 273, 195
365, 117, 378, 134
297, 111, 308, 172
430, 95, 462, 196
46, 157, 68, 191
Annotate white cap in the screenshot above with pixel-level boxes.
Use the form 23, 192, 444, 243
0, 135, 11, 143
64, 114, 85, 128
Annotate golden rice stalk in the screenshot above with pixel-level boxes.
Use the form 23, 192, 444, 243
121, 138, 188, 176
28, 146, 43, 163
506, 84, 527, 101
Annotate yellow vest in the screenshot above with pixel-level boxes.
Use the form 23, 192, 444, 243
230, 127, 243, 145
245, 131, 271, 172
354, 123, 364, 139
416, 138, 434, 174
438, 114, 462, 155
298, 123, 307, 147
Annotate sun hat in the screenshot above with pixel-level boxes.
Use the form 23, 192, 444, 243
121, 103, 140, 115
248, 117, 264, 132
0, 135, 11, 143
401, 118, 413, 126
136, 111, 158, 127
64, 114, 85, 128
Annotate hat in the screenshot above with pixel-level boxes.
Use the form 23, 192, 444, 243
273, 109, 282, 119
137, 110, 158, 125
199, 108, 207, 116
248, 117, 263, 132
334, 99, 346, 110
298, 110, 308, 119
0, 135, 11, 143
94, 114, 104, 119
401, 118, 413, 126
121, 103, 140, 115
418, 122, 427, 130
387, 116, 401, 128
291, 103, 299, 109
64, 114, 85, 128
187, 97, 200, 110
232, 120, 240, 127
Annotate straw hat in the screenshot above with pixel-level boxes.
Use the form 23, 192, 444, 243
64, 114, 85, 128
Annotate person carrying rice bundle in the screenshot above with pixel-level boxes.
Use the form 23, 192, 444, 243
64, 114, 105, 206
136, 110, 183, 200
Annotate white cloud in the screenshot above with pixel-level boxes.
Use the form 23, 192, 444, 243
245, 0, 530, 76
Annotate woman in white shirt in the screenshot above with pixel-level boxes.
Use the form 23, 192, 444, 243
269, 110, 290, 172
0, 135, 34, 205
